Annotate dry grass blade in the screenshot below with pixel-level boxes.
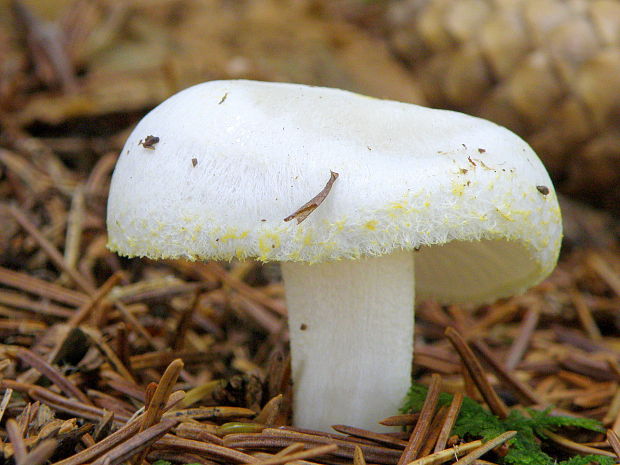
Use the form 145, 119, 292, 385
6, 418, 27, 465
0, 388, 12, 424
406, 440, 484, 465
11, 0, 78, 92
463, 302, 520, 338
84, 150, 117, 194
93, 410, 115, 442
115, 323, 133, 378
255, 394, 284, 426
284, 170, 339, 224
0, 382, 13, 407
604, 386, 620, 426
0, 289, 74, 318
230, 428, 402, 463
246, 443, 338, 465
611, 413, 620, 448
504, 306, 539, 371
81, 326, 137, 383
114, 300, 160, 349
354, 445, 367, 465
418, 406, 448, 458
8, 205, 95, 294
31, 385, 128, 422
265, 351, 291, 404
33, 272, 124, 373
133, 358, 184, 464
0, 266, 88, 306
398, 373, 443, 465
380, 414, 419, 427
164, 406, 257, 421
22, 439, 57, 465
157, 435, 261, 463
148, 451, 217, 465
471, 340, 539, 406
216, 422, 266, 435
66, 271, 123, 327
332, 424, 408, 448
0, 148, 53, 193
130, 350, 216, 371
172, 290, 199, 350
181, 380, 224, 408
434, 391, 463, 453
543, 430, 616, 457
0, 318, 46, 333
230, 293, 283, 333
90, 418, 177, 465
62, 184, 85, 276
445, 327, 509, 418
587, 253, 620, 296
166, 390, 186, 411
108, 277, 201, 303
15, 347, 92, 405
51, 415, 143, 465
203, 261, 287, 316
175, 422, 223, 445
105, 378, 146, 404
1, 379, 129, 423
452, 431, 517, 465
560, 353, 617, 381
570, 288, 603, 342
274, 442, 306, 457
606, 429, 620, 460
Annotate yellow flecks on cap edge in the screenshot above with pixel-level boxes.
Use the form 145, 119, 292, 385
235, 247, 248, 259
451, 180, 466, 196
219, 228, 249, 242
390, 201, 405, 211
108, 178, 562, 284
332, 219, 346, 231
364, 220, 378, 230
258, 232, 281, 260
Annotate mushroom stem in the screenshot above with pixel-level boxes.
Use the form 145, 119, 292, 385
281, 250, 415, 431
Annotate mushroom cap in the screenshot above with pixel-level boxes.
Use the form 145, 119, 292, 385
107, 80, 562, 304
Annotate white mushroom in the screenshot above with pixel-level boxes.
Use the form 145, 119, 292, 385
106, 80, 562, 431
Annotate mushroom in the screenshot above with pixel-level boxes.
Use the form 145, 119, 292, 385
107, 80, 562, 431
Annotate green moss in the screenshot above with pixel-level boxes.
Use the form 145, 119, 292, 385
402, 384, 609, 465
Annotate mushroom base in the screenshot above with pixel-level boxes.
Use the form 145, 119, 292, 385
282, 250, 415, 431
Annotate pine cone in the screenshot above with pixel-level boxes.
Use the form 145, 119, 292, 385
387, 0, 620, 213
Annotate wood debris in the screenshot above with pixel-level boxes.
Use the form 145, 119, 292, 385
139, 135, 160, 150
284, 170, 339, 224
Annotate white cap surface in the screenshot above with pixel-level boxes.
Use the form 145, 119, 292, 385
107, 80, 562, 304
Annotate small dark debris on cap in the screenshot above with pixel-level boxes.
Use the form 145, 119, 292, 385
192, 158, 198, 167
139, 135, 159, 149
537, 185, 550, 195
